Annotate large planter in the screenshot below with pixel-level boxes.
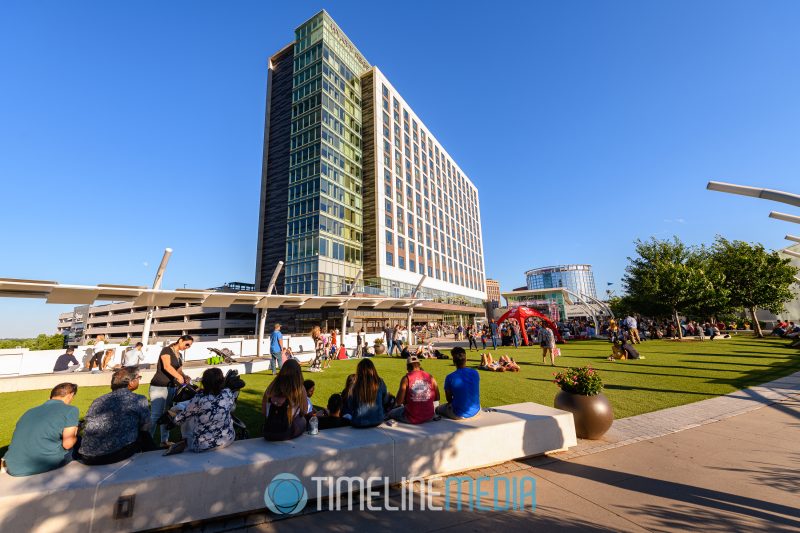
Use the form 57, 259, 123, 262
554, 390, 614, 439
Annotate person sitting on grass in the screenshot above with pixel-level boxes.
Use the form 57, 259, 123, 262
262, 359, 308, 441
498, 355, 521, 372
387, 355, 440, 424
169, 367, 236, 454
3, 383, 79, 477
478, 353, 505, 372
78, 367, 155, 465
607, 339, 643, 361
344, 359, 389, 428
435, 347, 481, 420
317, 393, 351, 430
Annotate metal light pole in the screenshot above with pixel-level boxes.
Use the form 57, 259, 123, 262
770, 212, 800, 225
256, 261, 284, 359
706, 181, 800, 208
406, 275, 427, 346
340, 269, 363, 339
141, 248, 172, 346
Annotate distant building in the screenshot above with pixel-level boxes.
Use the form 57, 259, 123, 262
56, 283, 258, 345
525, 264, 597, 299
485, 279, 501, 306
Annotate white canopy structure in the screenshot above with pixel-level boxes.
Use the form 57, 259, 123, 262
0, 277, 424, 351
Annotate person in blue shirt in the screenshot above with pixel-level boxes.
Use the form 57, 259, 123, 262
436, 347, 481, 420
3, 383, 80, 476
269, 323, 284, 375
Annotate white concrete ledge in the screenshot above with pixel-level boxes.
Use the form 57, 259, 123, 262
0, 402, 576, 532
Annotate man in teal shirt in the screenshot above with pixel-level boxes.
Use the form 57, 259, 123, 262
3, 383, 80, 476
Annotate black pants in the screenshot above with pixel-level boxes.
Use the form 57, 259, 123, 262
468, 336, 478, 349
79, 431, 157, 465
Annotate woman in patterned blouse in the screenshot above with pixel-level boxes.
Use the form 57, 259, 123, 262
173, 368, 235, 453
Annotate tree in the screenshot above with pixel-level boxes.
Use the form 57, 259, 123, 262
622, 237, 723, 339
710, 237, 799, 338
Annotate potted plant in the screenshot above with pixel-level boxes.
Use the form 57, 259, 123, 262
374, 338, 386, 355
553, 366, 613, 439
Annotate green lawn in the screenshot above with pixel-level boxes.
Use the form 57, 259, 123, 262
1, 336, 798, 456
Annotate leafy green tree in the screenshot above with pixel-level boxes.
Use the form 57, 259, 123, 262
623, 237, 722, 339
710, 237, 799, 338
0, 333, 64, 350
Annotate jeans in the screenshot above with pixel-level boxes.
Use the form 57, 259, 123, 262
387, 339, 394, 355
149, 385, 175, 444
491, 336, 499, 350
270, 351, 282, 374
512, 334, 520, 348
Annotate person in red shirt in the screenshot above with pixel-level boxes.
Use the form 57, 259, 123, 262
387, 355, 440, 424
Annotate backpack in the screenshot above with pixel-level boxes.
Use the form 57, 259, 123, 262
263, 397, 291, 440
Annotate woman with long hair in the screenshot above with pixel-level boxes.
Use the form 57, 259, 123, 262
262, 359, 308, 441
171, 367, 235, 453
345, 359, 388, 428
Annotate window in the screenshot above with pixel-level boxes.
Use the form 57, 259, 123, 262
386, 251, 394, 266
386, 230, 393, 246
398, 237, 405, 250
399, 257, 406, 269
410, 260, 416, 272
319, 238, 328, 257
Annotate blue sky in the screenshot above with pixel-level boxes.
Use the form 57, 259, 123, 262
2, 1, 800, 337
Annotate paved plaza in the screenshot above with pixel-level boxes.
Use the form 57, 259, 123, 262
206, 371, 800, 533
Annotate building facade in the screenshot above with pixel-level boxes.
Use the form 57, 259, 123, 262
525, 264, 597, 300
485, 279, 501, 306
56, 283, 257, 345
255, 10, 486, 329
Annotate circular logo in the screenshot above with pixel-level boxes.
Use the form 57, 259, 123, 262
264, 473, 308, 515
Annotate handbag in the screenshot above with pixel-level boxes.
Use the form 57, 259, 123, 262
553, 347, 561, 357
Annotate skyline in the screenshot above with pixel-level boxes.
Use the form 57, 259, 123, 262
3, 1, 800, 337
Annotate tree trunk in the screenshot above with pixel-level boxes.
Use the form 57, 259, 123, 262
674, 308, 683, 339
750, 307, 763, 338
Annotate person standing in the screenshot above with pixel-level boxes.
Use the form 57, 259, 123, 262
384, 322, 394, 356
3, 383, 79, 476
392, 325, 403, 357
355, 327, 365, 358
467, 325, 479, 350
149, 335, 192, 447
270, 323, 284, 375
540, 324, 556, 366
511, 320, 521, 348
489, 319, 499, 350
87, 334, 106, 372
625, 315, 641, 344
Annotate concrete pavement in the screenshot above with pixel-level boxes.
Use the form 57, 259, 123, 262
208, 372, 800, 533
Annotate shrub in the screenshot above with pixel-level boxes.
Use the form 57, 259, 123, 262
553, 366, 603, 396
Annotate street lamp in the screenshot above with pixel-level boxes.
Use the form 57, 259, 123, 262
706, 181, 800, 208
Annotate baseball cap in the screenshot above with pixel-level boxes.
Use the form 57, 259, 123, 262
407, 355, 420, 364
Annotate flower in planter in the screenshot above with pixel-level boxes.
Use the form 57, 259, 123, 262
553, 366, 603, 396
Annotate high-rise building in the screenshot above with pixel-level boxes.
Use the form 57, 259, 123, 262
256, 11, 486, 313
485, 279, 501, 306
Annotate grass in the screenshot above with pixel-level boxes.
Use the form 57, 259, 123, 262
1, 336, 798, 456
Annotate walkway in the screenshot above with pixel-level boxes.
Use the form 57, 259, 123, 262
205, 371, 800, 532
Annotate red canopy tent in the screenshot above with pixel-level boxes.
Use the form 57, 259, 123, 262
497, 306, 564, 345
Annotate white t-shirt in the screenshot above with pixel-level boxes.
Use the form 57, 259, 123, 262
122, 348, 145, 367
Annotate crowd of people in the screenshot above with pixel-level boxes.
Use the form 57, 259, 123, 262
773, 321, 800, 347
600, 316, 746, 341
2, 344, 482, 477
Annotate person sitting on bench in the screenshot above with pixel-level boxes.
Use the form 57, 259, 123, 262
387, 355, 440, 424
317, 393, 351, 430
435, 347, 481, 420
262, 360, 308, 441
78, 367, 155, 464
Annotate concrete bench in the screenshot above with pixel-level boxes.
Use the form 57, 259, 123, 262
0, 402, 577, 532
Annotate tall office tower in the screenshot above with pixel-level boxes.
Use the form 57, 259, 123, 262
256, 10, 486, 310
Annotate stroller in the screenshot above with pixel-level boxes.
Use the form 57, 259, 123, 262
158, 369, 250, 444
207, 347, 237, 364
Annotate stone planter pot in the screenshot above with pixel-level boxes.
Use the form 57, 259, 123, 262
554, 390, 613, 439
374, 343, 386, 355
